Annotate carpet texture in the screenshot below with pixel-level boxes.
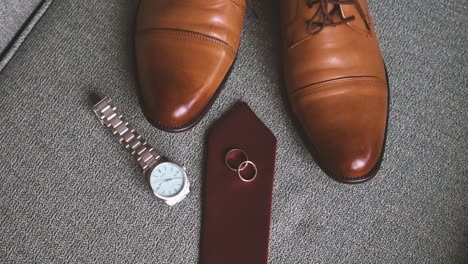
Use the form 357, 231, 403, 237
0, 0, 41, 52
0, 0, 467, 263
0, 0, 52, 72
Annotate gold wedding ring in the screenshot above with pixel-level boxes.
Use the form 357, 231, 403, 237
225, 149, 248, 171
238, 160, 257, 182
225, 149, 257, 183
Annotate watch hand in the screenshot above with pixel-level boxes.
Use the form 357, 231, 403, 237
156, 178, 179, 191
163, 178, 178, 182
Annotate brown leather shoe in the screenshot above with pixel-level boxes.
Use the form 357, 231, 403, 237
280, 0, 389, 183
135, 0, 246, 132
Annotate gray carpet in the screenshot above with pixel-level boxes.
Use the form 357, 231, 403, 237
0, 0, 40, 52
0, 0, 467, 263
0, 0, 52, 72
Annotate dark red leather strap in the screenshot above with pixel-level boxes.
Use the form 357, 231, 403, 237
200, 103, 277, 264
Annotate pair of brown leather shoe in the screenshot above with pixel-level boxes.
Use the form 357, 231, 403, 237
135, 0, 389, 183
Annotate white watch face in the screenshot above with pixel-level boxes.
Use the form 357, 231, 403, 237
149, 162, 185, 198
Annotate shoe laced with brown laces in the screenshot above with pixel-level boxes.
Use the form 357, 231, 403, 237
306, 0, 370, 34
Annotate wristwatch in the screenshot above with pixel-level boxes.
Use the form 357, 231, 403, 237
92, 97, 190, 206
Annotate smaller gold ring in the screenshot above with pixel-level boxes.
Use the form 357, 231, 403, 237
238, 161, 257, 183
225, 149, 248, 172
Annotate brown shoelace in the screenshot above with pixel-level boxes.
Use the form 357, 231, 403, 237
306, 0, 370, 34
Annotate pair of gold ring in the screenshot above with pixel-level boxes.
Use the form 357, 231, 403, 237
225, 149, 257, 182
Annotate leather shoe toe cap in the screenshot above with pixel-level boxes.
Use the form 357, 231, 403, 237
291, 77, 388, 182
135, 30, 235, 130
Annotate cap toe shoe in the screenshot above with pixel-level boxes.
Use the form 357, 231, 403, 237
281, 0, 389, 182
135, 0, 245, 131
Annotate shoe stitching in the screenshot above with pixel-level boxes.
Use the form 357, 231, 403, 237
291, 76, 387, 98
137, 28, 237, 56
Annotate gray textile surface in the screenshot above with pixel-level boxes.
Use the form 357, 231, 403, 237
0, 0, 467, 263
0, 0, 52, 72
0, 0, 40, 52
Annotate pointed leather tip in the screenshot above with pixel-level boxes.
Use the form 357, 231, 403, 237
135, 31, 235, 131
291, 77, 388, 183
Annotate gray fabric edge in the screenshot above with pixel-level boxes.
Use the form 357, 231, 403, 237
0, 0, 54, 72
